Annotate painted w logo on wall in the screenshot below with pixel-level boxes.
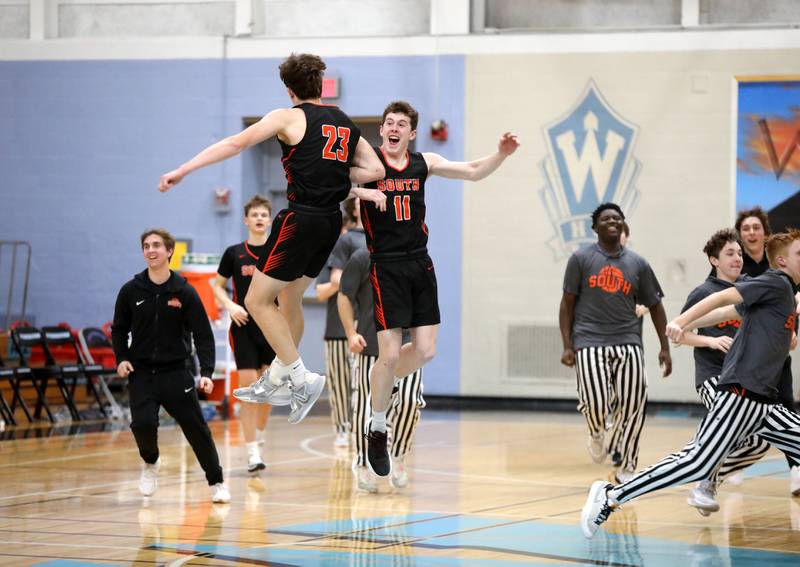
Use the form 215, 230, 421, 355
540, 82, 642, 260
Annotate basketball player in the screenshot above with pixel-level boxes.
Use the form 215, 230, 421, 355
361, 100, 520, 477
213, 195, 275, 473
158, 53, 386, 424
560, 203, 672, 483
338, 246, 424, 491
582, 230, 800, 538
676, 228, 771, 515
736, 207, 800, 494
315, 198, 366, 448
112, 229, 230, 503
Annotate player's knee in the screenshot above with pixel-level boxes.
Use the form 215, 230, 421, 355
417, 343, 436, 365
377, 352, 401, 372
244, 291, 259, 313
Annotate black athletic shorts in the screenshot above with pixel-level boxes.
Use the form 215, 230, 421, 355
229, 320, 275, 370
369, 251, 440, 331
256, 203, 342, 282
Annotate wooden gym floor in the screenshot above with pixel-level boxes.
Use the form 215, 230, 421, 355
1, 406, 799, 566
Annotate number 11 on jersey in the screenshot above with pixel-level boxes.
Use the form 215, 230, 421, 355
394, 195, 411, 221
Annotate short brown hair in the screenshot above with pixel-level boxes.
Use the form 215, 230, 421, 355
279, 53, 325, 100
140, 228, 175, 258
735, 206, 772, 236
703, 228, 742, 259
244, 195, 272, 216
382, 101, 419, 131
766, 229, 800, 268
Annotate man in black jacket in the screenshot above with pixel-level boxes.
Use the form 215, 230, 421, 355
112, 228, 230, 503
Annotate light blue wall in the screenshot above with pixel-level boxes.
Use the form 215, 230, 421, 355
0, 55, 464, 394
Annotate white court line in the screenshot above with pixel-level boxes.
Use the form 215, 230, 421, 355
298, 432, 589, 490
0, 540, 149, 552
0, 447, 142, 469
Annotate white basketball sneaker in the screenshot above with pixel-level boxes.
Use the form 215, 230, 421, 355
390, 456, 409, 489
234, 372, 292, 405
211, 483, 231, 503
687, 480, 719, 516
352, 461, 378, 493
139, 457, 161, 497
287, 373, 326, 424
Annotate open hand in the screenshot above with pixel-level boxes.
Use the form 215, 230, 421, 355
498, 132, 520, 156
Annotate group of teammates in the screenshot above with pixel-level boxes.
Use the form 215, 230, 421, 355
564, 203, 800, 538
154, 53, 519, 492
117, 49, 800, 525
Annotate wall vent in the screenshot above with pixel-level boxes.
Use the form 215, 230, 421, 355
506, 324, 574, 380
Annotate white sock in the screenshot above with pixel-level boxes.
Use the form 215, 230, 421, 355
288, 358, 307, 387
268, 358, 288, 386
246, 441, 260, 456
370, 411, 387, 433
256, 427, 265, 440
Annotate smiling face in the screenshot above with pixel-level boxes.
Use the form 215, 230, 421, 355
141, 233, 171, 271
380, 112, 416, 158
244, 205, 271, 236
710, 240, 743, 282
593, 208, 624, 245
739, 216, 766, 257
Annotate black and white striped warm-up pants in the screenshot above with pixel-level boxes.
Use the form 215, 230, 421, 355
575, 344, 647, 472
697, 376, 771, 482
614, 389, 800, 504
324, 338, 352, 435
352, 353, 425, 467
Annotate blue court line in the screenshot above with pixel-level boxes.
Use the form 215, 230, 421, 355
141, 513, 800, 566
32, 512, 800, 566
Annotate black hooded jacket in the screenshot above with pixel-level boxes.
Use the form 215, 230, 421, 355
111, 270, 215, 377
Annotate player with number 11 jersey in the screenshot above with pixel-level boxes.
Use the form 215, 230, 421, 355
360, 100, 520, 479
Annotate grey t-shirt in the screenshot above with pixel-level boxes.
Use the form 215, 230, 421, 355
318, 229, 367, 340
331, 228, 366, 271
681, 275, 741, 388
339, 247, 379, 356
718, 269, 797, 399
563, 243, 664, 350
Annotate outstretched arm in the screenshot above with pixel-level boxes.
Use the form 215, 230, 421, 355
159, 108, 293, 192
349, 137, 385, 184
424, 132, 519, 181
667, 288, 744, 342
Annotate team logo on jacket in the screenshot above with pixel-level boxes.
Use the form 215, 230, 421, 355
167, 297, 182, 309
539, 81, 641, 260
589, 265, 631, 295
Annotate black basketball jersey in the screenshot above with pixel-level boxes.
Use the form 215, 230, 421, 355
217, 241, 268, 306
361, 147, 429, 255
280, 103, 361, 208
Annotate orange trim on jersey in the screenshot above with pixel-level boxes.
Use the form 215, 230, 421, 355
228, 328, 235, 351
361, 205, 374, 240
379, 147, 410, 172
243, 241, 259, 261
262, 212, 297, 274
370, 263, 387, 330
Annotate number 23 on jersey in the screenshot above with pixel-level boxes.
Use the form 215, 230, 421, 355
321, 125, 350, 162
